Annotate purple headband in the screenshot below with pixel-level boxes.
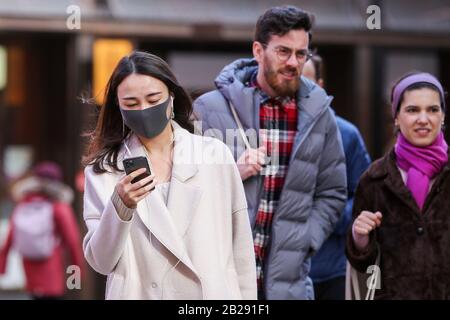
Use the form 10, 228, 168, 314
391, 73, 446, 118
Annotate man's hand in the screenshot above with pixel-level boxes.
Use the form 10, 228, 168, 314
237, 146, 267, 181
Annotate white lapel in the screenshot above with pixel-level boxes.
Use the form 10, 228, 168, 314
138, 187, 198, 274
119, 123, 202, 275
167, 123, 203, 238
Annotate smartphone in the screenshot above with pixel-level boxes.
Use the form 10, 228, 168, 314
123, 156, 152, 185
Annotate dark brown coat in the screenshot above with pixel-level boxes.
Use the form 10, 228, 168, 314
346, 149, 450, 299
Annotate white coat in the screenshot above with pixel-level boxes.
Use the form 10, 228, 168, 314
82, 122, 257, 299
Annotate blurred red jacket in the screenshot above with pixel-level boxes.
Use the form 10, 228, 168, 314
0, 194, 84, 297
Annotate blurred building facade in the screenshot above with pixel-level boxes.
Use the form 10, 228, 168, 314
0, 0, 449, 299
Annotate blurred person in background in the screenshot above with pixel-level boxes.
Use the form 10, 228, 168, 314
346, 72, 450, 299
194, 5, 347, 300
302, 53, 371, 300
82, 51, 256, 300
0, 161, 84, 300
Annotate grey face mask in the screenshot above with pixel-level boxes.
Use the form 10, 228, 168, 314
120, 96, 172, 139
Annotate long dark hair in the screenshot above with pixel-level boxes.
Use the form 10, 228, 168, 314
82, 51, 194, 173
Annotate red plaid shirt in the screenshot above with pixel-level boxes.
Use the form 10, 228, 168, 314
249, 76, 298, 293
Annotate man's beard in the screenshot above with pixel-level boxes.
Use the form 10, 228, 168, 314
263, 60, 299, 97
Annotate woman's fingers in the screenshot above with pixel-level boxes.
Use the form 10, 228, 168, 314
353, 210, 384, 236
354, 225, 370, 235
134, 192, 151, 203
361, 211, 383, 225
129, 174, 155, 191
358, 215, 377, 228
122, 168, 147, 184
360, 210, 378, 221
352, 210, 383, 251
117, 170, 158, 207
132, 179, 158, 198
126, 180, 158, 206
354, 220, 374, 232
374, 211, 383, 225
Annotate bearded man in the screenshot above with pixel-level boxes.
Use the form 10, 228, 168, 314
193, 5, 347, 300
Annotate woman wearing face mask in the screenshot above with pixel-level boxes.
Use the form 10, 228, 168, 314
82, 51, 257, 300
346, 72, 449, 299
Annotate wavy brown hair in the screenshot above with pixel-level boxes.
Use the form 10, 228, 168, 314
254, 5, 314, 45
82, 51, 194, 173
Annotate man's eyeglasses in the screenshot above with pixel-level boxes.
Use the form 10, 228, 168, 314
261, 43, 312, 63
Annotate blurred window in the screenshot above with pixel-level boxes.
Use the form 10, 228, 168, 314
93, 38, 133, 105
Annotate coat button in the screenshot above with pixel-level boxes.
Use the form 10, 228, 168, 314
151, 282, 158, 288
417, 227, 424, 235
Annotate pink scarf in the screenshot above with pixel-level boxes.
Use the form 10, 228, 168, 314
395, 132, 448, 210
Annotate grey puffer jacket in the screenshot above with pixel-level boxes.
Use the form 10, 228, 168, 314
193, 58, 347, 299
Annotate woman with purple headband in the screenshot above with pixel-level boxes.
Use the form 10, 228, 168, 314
346, 72, 449, 299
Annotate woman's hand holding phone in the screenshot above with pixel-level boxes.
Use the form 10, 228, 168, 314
116, 168, 157, 208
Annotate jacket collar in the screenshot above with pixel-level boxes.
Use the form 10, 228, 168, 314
368, 148, 450, 213
171, 121, 199, 182
297, 76, 333, 120
365, 149, 395, 180
214, 59, 258, 132
367, 147, 450, 179
214, 58, 332, 133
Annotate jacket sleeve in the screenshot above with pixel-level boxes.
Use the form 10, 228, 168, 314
345, 177, 378, 273
0, 222, 13, 274
225, 142, 257, 300
53, 202, 85, 276
333, 128, 371, 236
82, 166, 135, 275
308, 110, 347, 255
